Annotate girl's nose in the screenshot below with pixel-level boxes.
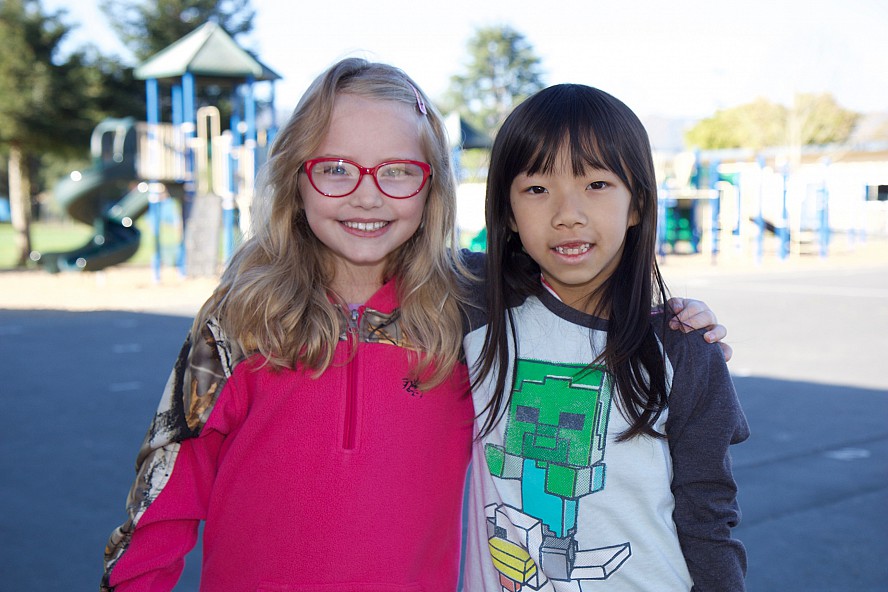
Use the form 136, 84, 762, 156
348, 175, 384, 208
553, 193, 587, 228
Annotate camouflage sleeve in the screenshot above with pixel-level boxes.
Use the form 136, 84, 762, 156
101, 317, 244, 591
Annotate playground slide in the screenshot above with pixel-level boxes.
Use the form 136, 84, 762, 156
38, 161, 148, 273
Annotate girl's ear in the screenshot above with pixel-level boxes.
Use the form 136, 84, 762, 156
628, 203, 641, 228
509, 216, 518, 232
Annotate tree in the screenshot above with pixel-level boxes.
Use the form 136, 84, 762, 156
442, 25, 545, 135
100, 0, 255, 62
66, 46, 145, 126
685, 93, 859, 151
0, 0, 99, 266
786, 93, 859, 147
684, 98, 784, 150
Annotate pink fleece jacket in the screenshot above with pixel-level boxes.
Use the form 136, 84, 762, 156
108, 281, 474, 591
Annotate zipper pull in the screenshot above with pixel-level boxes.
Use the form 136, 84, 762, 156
347, 307, 360, 336
338, 306, 361, 341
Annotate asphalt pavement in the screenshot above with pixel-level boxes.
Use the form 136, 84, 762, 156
1, 241, 886, 591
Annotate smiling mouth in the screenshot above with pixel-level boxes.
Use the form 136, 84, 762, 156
343, 221, 389, 232
554, 243, 591, 255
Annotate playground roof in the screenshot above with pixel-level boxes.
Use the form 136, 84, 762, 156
444, 112, 492, 150
134, 22, 281, 83
459, 118, 492, 150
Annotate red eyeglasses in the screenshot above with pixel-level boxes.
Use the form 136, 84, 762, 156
303, 158, 432, 199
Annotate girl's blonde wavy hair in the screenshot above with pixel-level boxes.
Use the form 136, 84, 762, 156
193, 58, 467, 388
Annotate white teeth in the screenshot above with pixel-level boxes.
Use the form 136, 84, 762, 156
555, 243, 591, 255
344, 221, 387, 231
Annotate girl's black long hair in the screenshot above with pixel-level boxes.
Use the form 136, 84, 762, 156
474, 83, 673, 440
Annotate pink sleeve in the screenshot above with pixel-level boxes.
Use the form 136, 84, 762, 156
103, 321, 244, 591
107, 412, 230, 590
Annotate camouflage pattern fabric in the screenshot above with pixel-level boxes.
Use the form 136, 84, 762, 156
101, 318, 242, 591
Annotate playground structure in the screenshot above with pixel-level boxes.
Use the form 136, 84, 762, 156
36, 23, 887, 274
653, 143, 888, 262
37, 23, 280, 277
456, 142, 888, 259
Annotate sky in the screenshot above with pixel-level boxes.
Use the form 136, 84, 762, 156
44, 0, 888, 123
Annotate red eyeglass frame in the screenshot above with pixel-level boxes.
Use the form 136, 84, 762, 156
303, 157, 432, 199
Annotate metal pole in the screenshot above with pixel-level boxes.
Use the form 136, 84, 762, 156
755, 155, 765, 265
819, 159, 831, 257
709, 160, 721, 260
146, 78, 162, 282
779, 165, 790, 260
223, 87, 242, 262
180, 72, 196, 275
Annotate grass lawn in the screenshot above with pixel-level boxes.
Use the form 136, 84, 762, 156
0, 216, 183, 270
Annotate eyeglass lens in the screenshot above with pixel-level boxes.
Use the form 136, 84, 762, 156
308, 160, 427, 198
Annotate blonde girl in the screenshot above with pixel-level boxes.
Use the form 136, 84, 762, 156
102, 58, 473, 592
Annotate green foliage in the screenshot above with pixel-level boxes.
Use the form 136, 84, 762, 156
685, 93, 859, 150
0, 0, 75, 153
789, 93, 859, 146
442, 25, 545, 136
0, 1, 140, 158
0, 0, 147, 266
685, 98, 784, 150
0, 0, 137, 183
66, 47, 145, 127
100, 0, 255, 61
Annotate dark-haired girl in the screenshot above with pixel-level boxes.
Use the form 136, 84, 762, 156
462, 84, 748, 591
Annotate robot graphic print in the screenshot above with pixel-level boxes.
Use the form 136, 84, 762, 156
483, 359, 631, 591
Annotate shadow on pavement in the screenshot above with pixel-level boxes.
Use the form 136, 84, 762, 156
731, 376, 888, 592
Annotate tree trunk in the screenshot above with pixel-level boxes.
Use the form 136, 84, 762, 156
8, 143, 33, 267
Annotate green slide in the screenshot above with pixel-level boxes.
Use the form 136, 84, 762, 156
38, 118, 148, 273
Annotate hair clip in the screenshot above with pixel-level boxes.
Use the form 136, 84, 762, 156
410, 84, 427, 115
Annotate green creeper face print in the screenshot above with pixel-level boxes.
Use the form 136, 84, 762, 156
509, 365, 608, 468
483, 359, 631, 587
486, 359, 612, 499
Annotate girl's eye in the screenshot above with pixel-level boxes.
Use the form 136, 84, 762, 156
527, 185, 547, 194
379, 168, 403, 178
321, 164, 351, 176
587, 181, 609, 190
379, 165, 411, 178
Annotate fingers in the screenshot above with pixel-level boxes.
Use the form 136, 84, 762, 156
667, 296, 685, 314
703, 323, 727, 344
668, 298, 718, 333
666, 298, 732, 362
717, 341, 734, 363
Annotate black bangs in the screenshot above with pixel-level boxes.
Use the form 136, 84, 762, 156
513, 84, 630, 181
